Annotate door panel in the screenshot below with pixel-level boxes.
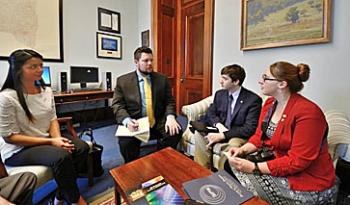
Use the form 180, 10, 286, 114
187, 13, 204, 77
179, 0, 206, 106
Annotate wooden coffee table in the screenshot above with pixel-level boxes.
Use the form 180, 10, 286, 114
110, 147, 268, 205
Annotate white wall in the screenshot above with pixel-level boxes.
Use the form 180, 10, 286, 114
137, 0, 151, 47
0, 0, 140, 90
213, 0, 350, 116
1, 0, 348, 116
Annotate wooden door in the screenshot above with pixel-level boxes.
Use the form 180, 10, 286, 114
152, 0, 213, 112
178, 0, 213, 110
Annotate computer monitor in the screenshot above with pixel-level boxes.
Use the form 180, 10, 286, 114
70, 66, 99, 89
42, 66, 51, 86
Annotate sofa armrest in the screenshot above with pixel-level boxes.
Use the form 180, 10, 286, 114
325, 110, 350, 166
181, 96, 214, 121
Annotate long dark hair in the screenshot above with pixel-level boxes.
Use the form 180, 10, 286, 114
1, 49, 46, 121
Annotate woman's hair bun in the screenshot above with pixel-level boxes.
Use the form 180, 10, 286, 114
297, 63, 310, 82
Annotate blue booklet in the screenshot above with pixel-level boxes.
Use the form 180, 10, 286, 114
128, 175, 184, 205
183, 170, 254, 205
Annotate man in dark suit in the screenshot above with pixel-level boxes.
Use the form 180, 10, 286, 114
112, 47, 182, 163
194, 64, 262, 168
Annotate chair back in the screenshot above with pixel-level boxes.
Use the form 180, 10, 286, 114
0, 155, 9, 178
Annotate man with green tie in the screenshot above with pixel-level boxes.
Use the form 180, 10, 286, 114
112, 47, 182, 163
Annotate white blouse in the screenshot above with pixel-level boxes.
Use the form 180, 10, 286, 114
0, 87, 57, 161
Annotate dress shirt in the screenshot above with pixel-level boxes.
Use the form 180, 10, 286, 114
228, 87, 241, 115
122, 69, 150, 126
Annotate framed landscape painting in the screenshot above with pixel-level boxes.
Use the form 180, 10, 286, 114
241, 0, 331, 50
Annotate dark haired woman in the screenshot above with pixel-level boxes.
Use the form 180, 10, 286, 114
224, 61, 337, 204
0, 49, 88, 205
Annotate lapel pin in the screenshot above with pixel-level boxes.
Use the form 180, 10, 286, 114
240, 100, 243, 103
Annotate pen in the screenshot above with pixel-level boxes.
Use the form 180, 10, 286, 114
131, 119, 139, 131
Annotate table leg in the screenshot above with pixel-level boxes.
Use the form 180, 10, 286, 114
115, 187, 122, 205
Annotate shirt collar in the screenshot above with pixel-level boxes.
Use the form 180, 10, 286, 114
229, 86, 241, 99
136, 69, 151, 82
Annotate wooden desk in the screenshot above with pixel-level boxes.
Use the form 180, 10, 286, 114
54, 90, 114, 124
109, 147, 268, 205
54, 90, 113, 105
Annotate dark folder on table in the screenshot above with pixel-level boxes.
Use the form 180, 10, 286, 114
183, 170, 254, 205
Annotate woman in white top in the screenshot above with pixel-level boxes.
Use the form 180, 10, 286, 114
0, 49, 89, 205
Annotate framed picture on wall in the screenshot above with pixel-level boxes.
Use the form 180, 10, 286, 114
98, 7, 121, 34
96, 32, 122, 59
241, 0, 331, 50
0, 0, 64, 62
141, 30, 150, 47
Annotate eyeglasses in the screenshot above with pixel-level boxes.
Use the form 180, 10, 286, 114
261, 74, 280, 82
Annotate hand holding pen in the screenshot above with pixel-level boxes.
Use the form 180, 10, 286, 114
127, 119, 139, 132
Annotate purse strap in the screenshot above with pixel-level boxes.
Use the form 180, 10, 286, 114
320, 125, 329, 151
78, 128, 96, 144
261, 100, 278, 134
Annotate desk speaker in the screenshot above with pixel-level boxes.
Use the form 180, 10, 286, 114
102, 72, 112, 90
58, 72, 68, 92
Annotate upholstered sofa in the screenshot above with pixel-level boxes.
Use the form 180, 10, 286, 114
181, 96, 213, 157
181, 96, 350, 170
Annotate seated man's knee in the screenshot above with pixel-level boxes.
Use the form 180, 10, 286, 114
228, 138, 246, 148
194, 131, 206, 145
119, 138, 139, 148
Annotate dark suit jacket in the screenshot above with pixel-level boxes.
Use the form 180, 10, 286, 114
201, 87, 262, 140
112, 71, 176, 125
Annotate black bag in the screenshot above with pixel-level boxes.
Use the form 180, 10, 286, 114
189, 121, 219, 135
79, 128, 104, 177
245, 146, 275, 163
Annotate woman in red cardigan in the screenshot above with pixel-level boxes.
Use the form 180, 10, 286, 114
224, 61, 337, 204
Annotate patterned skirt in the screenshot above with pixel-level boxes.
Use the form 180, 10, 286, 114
230, 167, 338, 205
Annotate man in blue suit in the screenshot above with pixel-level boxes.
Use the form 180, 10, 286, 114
194, 64, 262, 168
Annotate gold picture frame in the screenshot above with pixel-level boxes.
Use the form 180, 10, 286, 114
241, 0, 331, 51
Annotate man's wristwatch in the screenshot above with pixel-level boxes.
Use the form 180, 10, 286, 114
253, 162, 262, 175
